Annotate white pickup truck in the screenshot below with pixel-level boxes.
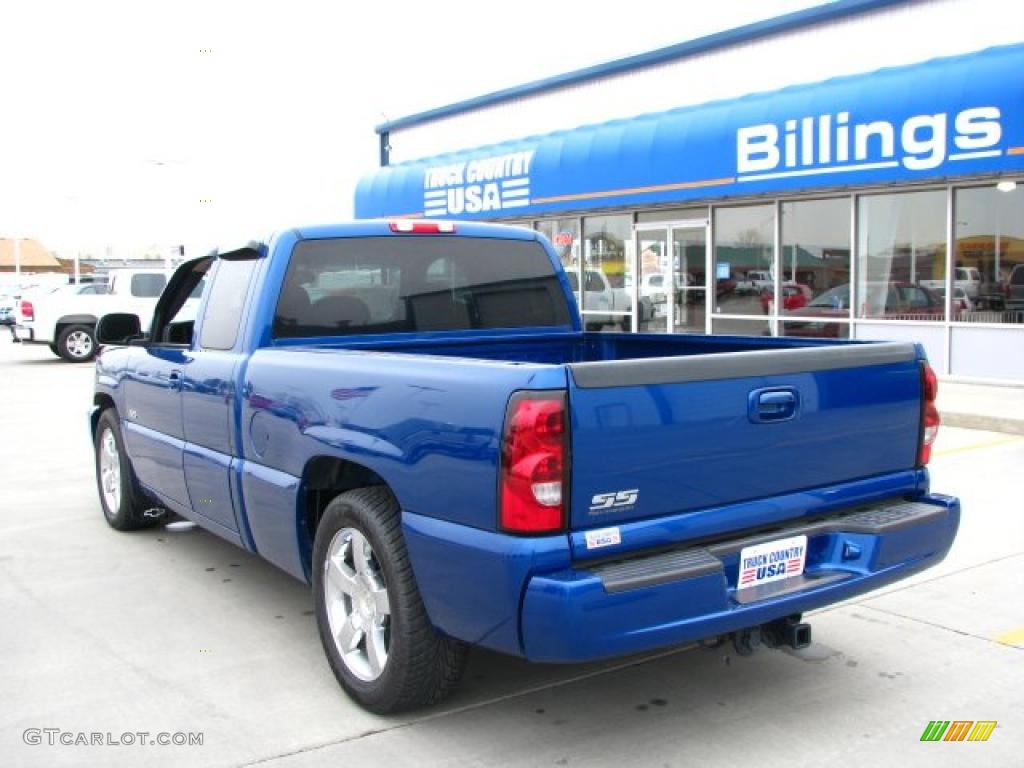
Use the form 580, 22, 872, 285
920, 267, 982, 300
14, 269, 170, 361
566, 268, 652, 330
735, 270, 774, 295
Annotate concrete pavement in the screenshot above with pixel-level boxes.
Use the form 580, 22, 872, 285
938, 379, 1024, 436
0, 339, 1021, 768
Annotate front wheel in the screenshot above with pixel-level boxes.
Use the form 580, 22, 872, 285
57, 324, 97, 362
94, 409, 165, 530
312, 487, 467, 713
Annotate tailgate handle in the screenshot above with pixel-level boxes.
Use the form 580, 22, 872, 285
749, 388, 798, 423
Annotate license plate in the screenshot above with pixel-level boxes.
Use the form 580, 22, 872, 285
14, 326, 32, 341
737, 534, 807, 590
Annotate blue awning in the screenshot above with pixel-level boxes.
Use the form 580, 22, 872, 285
355, 44, 1024, 220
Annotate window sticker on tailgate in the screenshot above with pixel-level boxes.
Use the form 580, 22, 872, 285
737, 535, 807, 590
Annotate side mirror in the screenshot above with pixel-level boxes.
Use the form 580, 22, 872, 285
97, 313, 143, 345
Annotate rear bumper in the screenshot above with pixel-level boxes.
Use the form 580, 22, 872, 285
520, 495, 959, 662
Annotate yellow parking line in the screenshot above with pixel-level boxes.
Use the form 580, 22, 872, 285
932, 436, 1024, 458
995, 626, 1024, 648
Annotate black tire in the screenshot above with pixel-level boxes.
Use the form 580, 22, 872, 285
312, 487, 467, 713
94, 409, 165, 531
57, 323, 97, 362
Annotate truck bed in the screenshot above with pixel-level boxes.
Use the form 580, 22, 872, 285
279, 327, 868, 364
254, 332, 923, 538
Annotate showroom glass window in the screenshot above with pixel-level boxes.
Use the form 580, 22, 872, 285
536, 219, 580, 273
780, 198, 852, 339
537, 218, 581, 318
582, 214, 633, 315
856, 190, 946, 320
713, 204, 774, 334
954, 184, 1024, 323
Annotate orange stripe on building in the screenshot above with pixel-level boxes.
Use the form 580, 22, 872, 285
1007, 146, 1024, 156
532, 176, 736, 205
386, 212, 424, 219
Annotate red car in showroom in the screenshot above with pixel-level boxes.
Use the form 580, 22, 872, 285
761, 283, 812, 314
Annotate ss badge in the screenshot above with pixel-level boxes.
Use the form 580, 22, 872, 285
589, 489, 639, 513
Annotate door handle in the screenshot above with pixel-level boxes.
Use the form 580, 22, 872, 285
748, 388, 799, 423
168, 370, 183, 391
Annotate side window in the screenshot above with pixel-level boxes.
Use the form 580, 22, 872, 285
584, 271, 604, 292
905, 287, 930, 309
198, 260, 258, 350
131, 273, 167, 297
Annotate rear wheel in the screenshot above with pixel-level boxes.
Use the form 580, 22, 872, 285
313, 487, 467, 713
94, 409, 165, 530
57, 324, 97, 362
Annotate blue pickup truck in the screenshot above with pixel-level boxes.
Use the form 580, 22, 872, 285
91, 219, 959, 713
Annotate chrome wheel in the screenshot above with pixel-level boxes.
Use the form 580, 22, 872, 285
65, 329, 93, 359
98, 427, 121, 514
323, 527, 391, 682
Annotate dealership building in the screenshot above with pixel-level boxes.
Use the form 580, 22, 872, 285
355, 0, 1024, 383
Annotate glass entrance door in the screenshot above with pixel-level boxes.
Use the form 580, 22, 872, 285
634, 221, 708, 333
671, 224, 707, 334
637, 228, 669, 331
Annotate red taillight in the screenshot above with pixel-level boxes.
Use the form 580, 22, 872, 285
19, 300, 34, 321
388, 219, 456, 234
499, 392, 567, 534
919, 362, 940, 466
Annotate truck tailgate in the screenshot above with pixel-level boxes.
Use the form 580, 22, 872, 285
567, 342, 922, 530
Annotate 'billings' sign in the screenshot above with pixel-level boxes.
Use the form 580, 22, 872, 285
423, 150, 535, 217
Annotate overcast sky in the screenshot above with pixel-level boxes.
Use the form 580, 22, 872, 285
0, 0, 821, 257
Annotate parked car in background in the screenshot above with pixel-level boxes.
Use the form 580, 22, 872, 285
920, 266, 982, 300
1, 277, 70, 332
976, 268, 1010, 310
934, 285, 974, 314
676, 273, 738, 305
567, 268, 652, 330
0, 292, 17, 328
639, 273, 668, 311
15, 269, 166, 361
761, 283, 812, 314
1008, 264, 1024, 312
736, 270, 773, 295
782, 282, 943, 337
